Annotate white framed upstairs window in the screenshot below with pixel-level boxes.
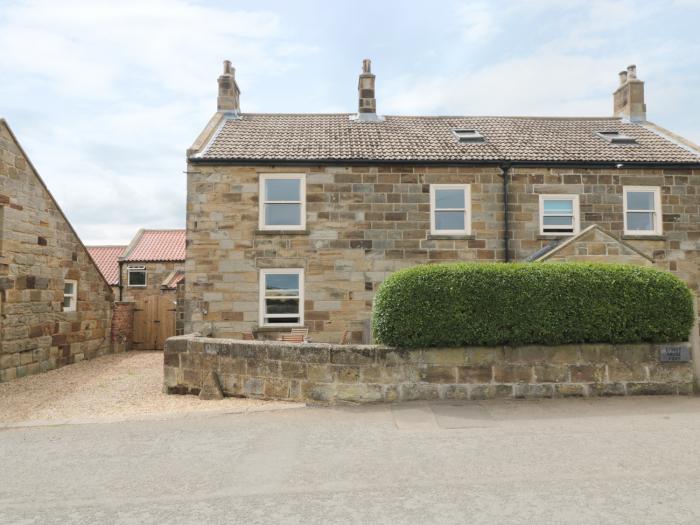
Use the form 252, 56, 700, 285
63, 279, 77, 312
623, 186, 662, 235
259, 174, 306, 230
127, 265, 147, 287
429, 184, 471, 235
259, 269, 304, 327
539, 194, 580, 235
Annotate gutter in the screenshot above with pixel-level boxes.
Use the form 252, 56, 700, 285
188, 157, 700, 170
501, 163, 511, 263
118, 260, 124, 301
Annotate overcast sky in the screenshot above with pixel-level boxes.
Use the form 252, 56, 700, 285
1, 0, 699, 245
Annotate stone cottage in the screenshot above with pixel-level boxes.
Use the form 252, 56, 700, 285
184, 61, 700, 344
117, 229, 185, 350
0, 119, 113, 382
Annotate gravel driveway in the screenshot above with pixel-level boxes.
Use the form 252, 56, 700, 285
0, 351, 301, 426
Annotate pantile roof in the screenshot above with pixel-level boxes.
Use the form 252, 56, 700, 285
86, 245, 126, 285
121, 229, 186, 262
193, 114, 700, 164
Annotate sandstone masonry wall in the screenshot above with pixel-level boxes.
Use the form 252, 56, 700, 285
164, 336, 693, 403
0, 121, 113, 382
185, 164, 699, 343
119, 260, 183, 303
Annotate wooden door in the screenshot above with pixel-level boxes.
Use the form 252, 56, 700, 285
132, 294, 177, 350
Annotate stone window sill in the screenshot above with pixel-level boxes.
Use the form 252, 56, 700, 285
255, 229, 309, 236
536, 234, 575, 240
621, 235, 666, 241
254, 326, 304, 333
427, 234, 476, 240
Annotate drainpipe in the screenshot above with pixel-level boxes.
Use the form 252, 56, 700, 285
501, 163, 511, 262
118, 260, 124, 301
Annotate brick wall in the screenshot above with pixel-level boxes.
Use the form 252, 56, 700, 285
0, 121, 113, 382
185, 164, 699, 343
164, 336, 694, 403
110, 302, 133, 352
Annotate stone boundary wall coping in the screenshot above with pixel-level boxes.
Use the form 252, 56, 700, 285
163, 335, 694, 403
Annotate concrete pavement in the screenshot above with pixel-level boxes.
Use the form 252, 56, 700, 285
3, 396, 700, 524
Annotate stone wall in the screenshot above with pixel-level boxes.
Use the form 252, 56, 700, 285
0, 120, 113, 382
184, 164, 699, 344
164, 336, 693, 403
119, 261, 183, 303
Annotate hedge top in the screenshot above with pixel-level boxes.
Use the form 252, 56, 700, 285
372, 262, 695, 348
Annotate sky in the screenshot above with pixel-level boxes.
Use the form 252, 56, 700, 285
1, 0, 699, 245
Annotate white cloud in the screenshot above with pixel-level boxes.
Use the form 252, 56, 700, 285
0, 0, 317, 244
384, 51, 620, 116
455, 1, 499, 43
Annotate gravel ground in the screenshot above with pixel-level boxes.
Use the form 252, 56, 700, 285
0, 351, 301, 426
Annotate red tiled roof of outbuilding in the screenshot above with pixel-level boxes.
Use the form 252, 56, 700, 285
86, 245, 126, 285
121, 229, 186, 262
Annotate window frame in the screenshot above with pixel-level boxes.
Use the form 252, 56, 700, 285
538, 194, 581, 236
429, 184, 472, 236
259, 268, 305, 328
258, 173, 307, 231
623, 186, 662, 236
127, 265, 147, 288
63, 279, 77, 312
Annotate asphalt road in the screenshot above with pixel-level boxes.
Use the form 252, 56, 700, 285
3, 396, 700, 524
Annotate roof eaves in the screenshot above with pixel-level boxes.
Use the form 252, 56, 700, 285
188, 156, 700, 169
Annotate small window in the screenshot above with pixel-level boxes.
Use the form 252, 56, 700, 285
624, 186, 662, 235
127, 266, 147, 287
259, 269, 304, 327
539, 194, 580, 235
63, 280, 77, 312
430, 184, 471, 235
452, 129, 485, 143
596, 131, 637, 144
259, 174, 306, 230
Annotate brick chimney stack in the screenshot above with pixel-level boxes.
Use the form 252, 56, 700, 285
217, 60, 240, 113
613, 64, 646, 122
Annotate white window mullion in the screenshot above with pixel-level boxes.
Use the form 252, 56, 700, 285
259, 268, 305, 327
259, 173, 306, 231
539, 194, 579, 236
430, 184, 471, 235
623, 186, 662, 235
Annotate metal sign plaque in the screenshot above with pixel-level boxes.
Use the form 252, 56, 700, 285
659, 345, 690, 363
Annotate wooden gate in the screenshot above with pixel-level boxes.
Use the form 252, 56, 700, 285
133, 294, 177, 350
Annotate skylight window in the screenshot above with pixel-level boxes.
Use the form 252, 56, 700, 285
452, 129, 485, 144
596, 131, 637, 144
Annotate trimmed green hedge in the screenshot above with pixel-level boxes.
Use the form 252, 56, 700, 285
372, 263, 695, 347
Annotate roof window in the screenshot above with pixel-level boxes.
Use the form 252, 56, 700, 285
596, 131, 637, 144
452, 129, 485, 144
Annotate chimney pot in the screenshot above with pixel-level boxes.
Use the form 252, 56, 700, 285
618, 70, 628, 85
627, 64, 637, 79
217, 59, 240, 113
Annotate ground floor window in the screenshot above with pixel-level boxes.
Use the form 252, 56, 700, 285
259, 269, 304, 327
63, 279, 77, 312
127, 265, 147, 287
